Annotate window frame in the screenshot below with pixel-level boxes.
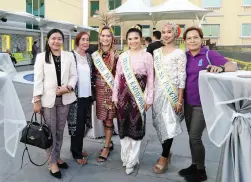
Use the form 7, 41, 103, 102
201, 24, 221, 38
90, 26, 99, 42
202, 0, 221, 8
142, 25, 151, 37
108, 0, 122, 10
90, 1, 99, 17
178, 24, 185, 38
241, 23, 251, 37
243, 0, 251, 6
112, 26, 121, 37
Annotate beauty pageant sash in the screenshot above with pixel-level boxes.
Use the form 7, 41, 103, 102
92, 51, 114, 89
121, 51, 146, 121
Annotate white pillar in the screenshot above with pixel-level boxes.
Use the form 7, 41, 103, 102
69, 32, 72, 51
82, 0, 89, 26
40, 29, 44, 52
120, 24, 123, 51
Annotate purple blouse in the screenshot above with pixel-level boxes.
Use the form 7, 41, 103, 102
185, 46, 228, 106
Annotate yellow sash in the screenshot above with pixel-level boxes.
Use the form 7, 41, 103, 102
121, 51, 146, 121
92, 51, 114, 89
153, 48, 179, 107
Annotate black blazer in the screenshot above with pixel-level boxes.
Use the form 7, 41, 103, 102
146, 41, 164, 56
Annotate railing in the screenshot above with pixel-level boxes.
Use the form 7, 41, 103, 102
205, 7, 222, 16
241, 37, 251, 45
242, 6, 251, 14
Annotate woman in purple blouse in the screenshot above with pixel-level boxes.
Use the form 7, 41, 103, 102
178, 27, 237, 182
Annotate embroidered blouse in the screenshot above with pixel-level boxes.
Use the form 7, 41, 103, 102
112, 50, 154, 105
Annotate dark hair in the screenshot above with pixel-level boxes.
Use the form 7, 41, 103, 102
75, 32, 90, 46
34, 41, 37, 44
145, 37, 152, 43
183, 26, 203, 40
126, 24, 143, 39
45, 29, 64, 64
153, 30, 161, 40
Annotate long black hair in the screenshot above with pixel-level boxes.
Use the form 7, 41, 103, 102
45, 29, 64, 64
126, 24, 143, 39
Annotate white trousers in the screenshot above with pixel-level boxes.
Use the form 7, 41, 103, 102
120, 137, 141, 168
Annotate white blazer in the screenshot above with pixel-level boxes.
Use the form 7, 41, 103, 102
33, 51, 77, 108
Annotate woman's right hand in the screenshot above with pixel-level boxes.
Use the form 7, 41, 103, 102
33, 102, 42, 113
114, 101, 118, 108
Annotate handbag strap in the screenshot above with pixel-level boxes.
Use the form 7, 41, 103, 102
20, 113, 52, 169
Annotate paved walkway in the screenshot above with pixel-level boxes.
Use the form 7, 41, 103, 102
0, 66, 221, 182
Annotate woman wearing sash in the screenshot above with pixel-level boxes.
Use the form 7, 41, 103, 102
92, 12, 119, 162
152, 22, 187, 174
112, 25, 154, 175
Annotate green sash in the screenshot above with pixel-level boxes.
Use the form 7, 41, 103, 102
92, 51, 114, 89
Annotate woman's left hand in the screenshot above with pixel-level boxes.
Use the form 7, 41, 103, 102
56, 86, 69, 96
206, 65, 224, 73
144, 104, 151, 112
175, 103, 183, 113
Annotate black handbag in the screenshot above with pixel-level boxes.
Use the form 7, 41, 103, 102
20, 112, 52, 168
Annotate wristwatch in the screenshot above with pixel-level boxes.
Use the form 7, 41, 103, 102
219, 66, 225, 73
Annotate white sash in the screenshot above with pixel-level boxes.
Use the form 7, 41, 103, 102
92, 51, 114, 89
121, 51, 146, 121
153, 48, 179, 107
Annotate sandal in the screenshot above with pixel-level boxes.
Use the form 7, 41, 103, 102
153, 154, 172, 174
100, 141, 114, 153
82, 151, 88, 157
97, 146, 110, 162
76, 157, 87, 165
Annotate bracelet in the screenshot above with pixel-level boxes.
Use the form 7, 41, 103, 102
178, 102, 182, 106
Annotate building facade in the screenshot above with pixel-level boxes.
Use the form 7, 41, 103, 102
0, 0, 251, 54
88, 0, 251, 46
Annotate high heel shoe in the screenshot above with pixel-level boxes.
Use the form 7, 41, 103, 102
153, 154, 172, 174
126, 167, 134, 175
50, 170, 62, 179
100, 141, 114, 153
97, 146, 111, 162
57, 162, 69, 169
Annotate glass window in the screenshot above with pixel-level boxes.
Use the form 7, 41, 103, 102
26, 36, 33, 51
243, 0, 251, 6
90, 1, 99, 17
109, 0, 121, 10
112, 26, 121, 36
142, 25, 150, 37
71, 39, 75, 50
26, 0, 45, 29
178, 24, 185, 37
2, 35, 11, 52
202, 24, 220, 37
202, 0, 221, 8
90, 26, 99, 42
241, 24, 251, 37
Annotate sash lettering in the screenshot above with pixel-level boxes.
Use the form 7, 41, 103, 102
153, 48, 179, 107
92, 51, 114, 89
121, 52, 145, 121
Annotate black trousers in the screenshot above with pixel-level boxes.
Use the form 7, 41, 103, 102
70, 97, 90, 159
162, 138, 173, 158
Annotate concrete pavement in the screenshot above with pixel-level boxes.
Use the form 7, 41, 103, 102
0, 66, 221, 182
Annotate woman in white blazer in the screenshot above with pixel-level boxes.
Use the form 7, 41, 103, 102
33, 29, 77, 179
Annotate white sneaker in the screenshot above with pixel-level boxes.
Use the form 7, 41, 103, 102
125, 167, 134, 175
